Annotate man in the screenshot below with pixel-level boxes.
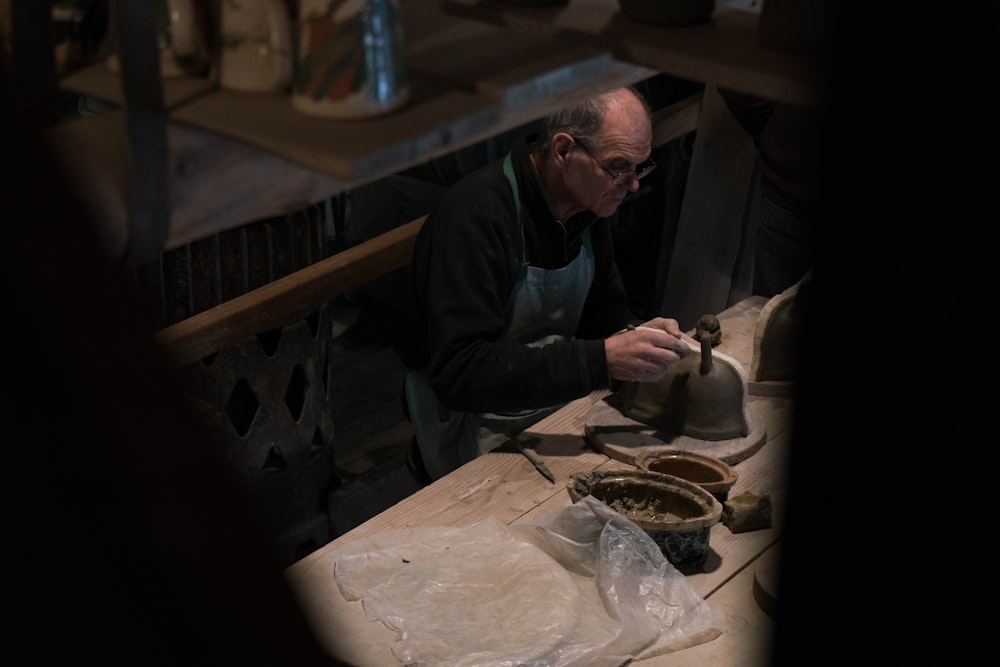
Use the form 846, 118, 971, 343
719, 89, 825, 298
396, 87, 693, 482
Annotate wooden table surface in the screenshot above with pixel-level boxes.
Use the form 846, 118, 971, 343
285, 296, 793, 665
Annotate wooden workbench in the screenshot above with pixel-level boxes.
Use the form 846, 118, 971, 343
285, 296, 792, 665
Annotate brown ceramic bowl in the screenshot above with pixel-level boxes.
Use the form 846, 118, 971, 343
634, 450, 738, 501
618, 0, 715, 26
567, 469, 722, 568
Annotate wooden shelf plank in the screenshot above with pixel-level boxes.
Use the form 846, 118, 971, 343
171, 81, 501, 182
403, 4, 615, 107
60, 62, 216, 110
42, 110, 347, 255
405, 0, 826, 106
51, 61, 650, 255
169, 57, 650, 247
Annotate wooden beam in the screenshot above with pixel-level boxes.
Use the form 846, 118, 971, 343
115, 0, 171, 265
156, 216, 426, 366
651, 92, 701, 148
656, 84, 758, 331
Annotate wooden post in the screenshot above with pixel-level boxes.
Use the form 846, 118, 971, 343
113, 0, 170, 264
657, 84, 758, 331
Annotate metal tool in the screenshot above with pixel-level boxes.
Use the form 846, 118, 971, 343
513, 438, 555, 483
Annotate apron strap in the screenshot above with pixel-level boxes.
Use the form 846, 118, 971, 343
502, 151, 522, 222
502, 152, 529, 276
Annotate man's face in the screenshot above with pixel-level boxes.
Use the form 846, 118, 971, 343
570, 138, 655, 218
564, 100, 654, 218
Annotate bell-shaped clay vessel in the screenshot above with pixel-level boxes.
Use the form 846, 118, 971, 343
610, 335, 751, 441
751, 272, 811, 383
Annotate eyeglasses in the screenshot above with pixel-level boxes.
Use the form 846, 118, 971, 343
573, 138, 656, 186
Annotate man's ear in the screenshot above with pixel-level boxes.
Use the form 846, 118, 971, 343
551, 133, 575, 167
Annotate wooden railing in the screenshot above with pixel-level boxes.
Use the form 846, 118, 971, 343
156, 217, 426, 366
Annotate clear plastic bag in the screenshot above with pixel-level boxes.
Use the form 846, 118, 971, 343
334, 496, 721, 666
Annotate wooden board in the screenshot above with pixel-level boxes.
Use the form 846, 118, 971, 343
583, 295, 771, 465
642, 543, 778, 665
583, 396, 768, 466
42, 109, 346, 254
171, 77, 500, 181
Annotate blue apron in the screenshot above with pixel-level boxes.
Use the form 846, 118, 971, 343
404, 153, 596, 480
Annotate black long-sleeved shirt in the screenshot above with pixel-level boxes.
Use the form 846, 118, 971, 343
395, 135, 635, 413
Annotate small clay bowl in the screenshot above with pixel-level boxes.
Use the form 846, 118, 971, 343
567, 469, 722, 568
634, 450, 738, 501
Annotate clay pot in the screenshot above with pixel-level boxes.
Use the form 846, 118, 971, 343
567, 469, 722, 568
609, 335, 751, 441
634, 450, 738, 501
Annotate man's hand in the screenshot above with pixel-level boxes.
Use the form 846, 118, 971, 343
605, 317, 692, 383
638, 317, 700, 348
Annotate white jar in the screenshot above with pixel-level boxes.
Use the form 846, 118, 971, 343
219, 0, 294, 93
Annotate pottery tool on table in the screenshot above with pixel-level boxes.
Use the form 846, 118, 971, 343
513, 437, 555, 483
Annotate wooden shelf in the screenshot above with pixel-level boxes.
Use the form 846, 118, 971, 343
54, 5, 652, 253
43, 109, 347, 252
402, 0, 825, 107
169, 5, 649, 183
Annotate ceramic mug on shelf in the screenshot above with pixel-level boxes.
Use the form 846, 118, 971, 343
291, 0, 410, 120
219, 0, 294, 93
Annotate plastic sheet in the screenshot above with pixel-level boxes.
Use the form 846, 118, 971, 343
334, 496, 721, 666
